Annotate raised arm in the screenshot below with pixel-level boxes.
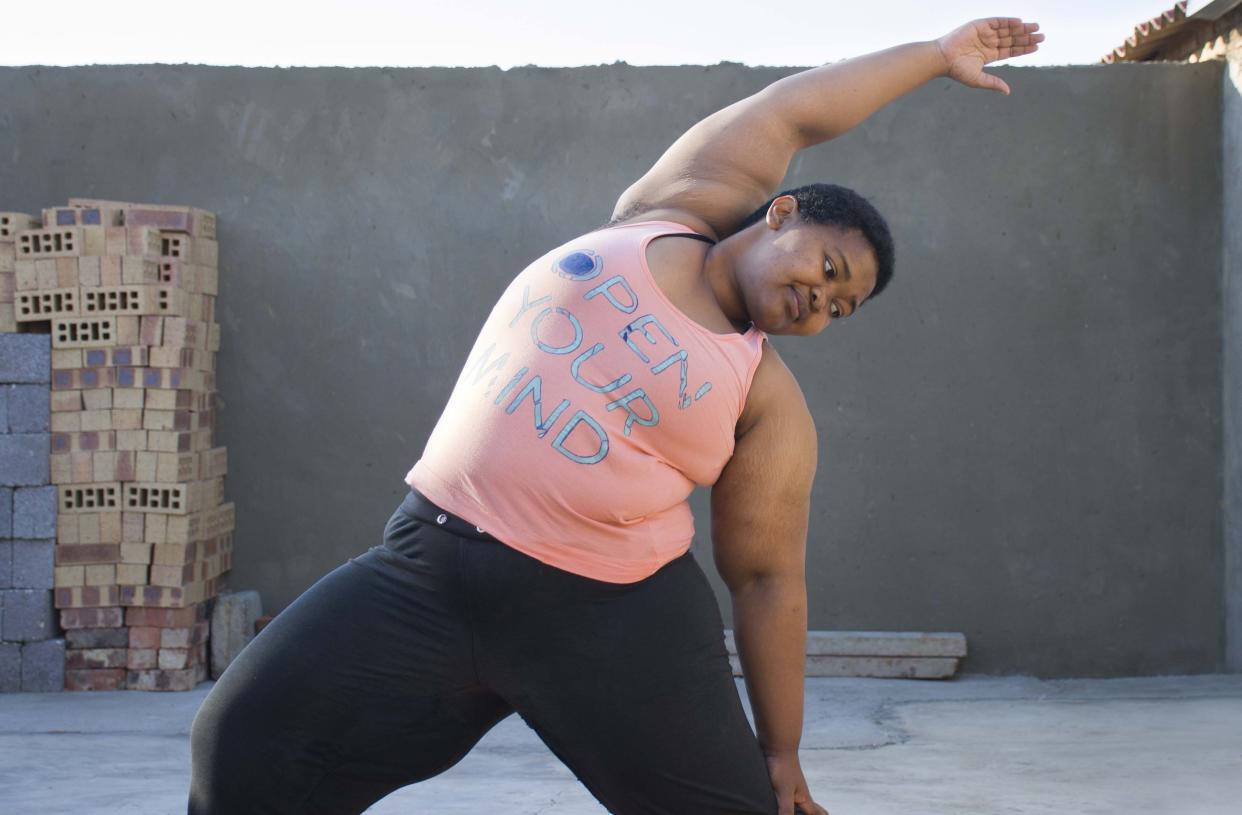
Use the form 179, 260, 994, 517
612, 17, 1043, 239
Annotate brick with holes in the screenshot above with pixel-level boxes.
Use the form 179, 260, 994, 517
57, 482, 122, 513
52, 316, 119, 348
124, 478, 222, 515
16, 288, 80, 322
1, 212, 40, 239
16, 227, 81, 258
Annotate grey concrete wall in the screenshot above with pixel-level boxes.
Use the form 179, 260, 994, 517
0, 61, 1223, 677
1225, 41, 1242, 674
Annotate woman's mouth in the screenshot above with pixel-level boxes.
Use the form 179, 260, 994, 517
787, 286, 802, 321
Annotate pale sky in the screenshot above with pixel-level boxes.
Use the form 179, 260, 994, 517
1, 1, 1214, 68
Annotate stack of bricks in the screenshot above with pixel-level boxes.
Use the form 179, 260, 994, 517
1, 328, 62, 692
6, 198, 233, 691
1, 212, 31, 331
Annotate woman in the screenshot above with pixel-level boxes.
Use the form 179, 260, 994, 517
190, 17, 1042, 815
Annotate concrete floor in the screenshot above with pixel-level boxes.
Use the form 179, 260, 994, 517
1, 673, 1239, 815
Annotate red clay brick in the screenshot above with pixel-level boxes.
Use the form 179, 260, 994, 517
65, 668, 126, 691
60, 607, 124, 629
65, 648, 128, 670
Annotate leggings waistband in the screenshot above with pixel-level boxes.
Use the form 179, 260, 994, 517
399, 488, 502, 544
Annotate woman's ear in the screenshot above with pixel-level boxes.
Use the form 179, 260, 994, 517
765, 195, 798, 229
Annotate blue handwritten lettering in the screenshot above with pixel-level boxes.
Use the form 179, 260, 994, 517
605, 387, 660, 437
585, 275, 639, 314
552, 410, 610, 464
570, 343, 632, 394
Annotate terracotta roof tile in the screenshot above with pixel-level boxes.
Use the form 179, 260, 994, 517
1102, 1, 1191, 63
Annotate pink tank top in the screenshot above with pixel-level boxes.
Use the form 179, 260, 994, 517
405, 220, 767, 583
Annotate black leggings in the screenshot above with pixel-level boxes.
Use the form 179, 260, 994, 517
188, 489, 780, 814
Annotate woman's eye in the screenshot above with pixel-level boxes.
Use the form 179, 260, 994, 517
824, 260, 837, 279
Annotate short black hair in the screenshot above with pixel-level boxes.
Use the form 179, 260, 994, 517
736, 183, 895, 302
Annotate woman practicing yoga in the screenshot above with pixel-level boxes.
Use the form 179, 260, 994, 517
190, 17, 1042, 815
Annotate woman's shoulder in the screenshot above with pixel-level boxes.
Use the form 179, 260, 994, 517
598, 206, 719, 242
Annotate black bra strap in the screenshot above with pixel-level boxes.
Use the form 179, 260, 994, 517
663, 232, 716, 245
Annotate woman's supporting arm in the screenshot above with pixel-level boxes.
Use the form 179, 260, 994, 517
711, 347, 827, 815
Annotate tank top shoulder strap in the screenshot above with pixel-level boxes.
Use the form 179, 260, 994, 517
603, 219, 717, 245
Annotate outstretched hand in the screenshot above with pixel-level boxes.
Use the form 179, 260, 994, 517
936, 17, 1044, 95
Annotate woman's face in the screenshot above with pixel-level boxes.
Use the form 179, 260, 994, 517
737, 200, 879, 337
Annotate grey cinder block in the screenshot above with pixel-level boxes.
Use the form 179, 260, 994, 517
21, 638, 64, 692
0, 540, 11, 589
0, 487, 10, 537
211, 590, 263, 680
0, 642, 20, 693
0, 589, 55, 642
0, 334, 50, 384
11, 540, 54, 590
0, 385, 7, 431
6, 385, 49, 433
13, 486, 56, 538
0, 435, 50, 486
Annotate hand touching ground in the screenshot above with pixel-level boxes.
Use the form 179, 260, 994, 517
765, 749, 830, 815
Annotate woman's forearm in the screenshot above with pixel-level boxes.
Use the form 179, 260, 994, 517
755, 40, 948, 149
731, 576, 809, 755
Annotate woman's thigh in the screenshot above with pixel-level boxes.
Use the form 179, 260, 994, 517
188, 510, 514, 815
476, 548, 778, 815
